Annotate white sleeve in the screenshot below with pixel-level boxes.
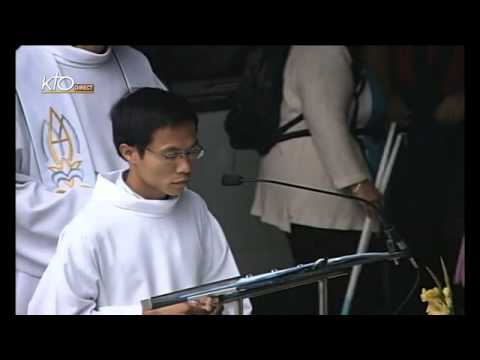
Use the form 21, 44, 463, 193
27, 226, 142, 315
15, 94, 93, 277
293, 46, 370, 189
202, 211, 252, 315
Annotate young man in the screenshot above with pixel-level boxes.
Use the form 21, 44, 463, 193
16, 45, 166, 314
28, 88, 251, 315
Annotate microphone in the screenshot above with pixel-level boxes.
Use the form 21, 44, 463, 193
221, 174, 245, 187
222, 174, 418, 269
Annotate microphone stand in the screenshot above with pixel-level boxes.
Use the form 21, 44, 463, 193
141, 163, 417, 315
236, 177, 408, 261
221, 171, 418, 314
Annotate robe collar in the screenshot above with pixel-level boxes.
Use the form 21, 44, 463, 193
93, 170, 182, 218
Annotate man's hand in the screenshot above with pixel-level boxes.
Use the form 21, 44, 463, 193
350, 180, 383, 219
434, 92, 464, 124
200, 296, 224, 315
143, 296, 223, 315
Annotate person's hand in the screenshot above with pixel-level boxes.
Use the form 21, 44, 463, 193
434, 92, 464, 124
143, 296, 223, 315
350, 180, 383, 219
387, 95, 412, 127
200, 296, 223, 315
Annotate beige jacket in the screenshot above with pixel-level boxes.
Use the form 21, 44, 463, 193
251, 46, 374, 233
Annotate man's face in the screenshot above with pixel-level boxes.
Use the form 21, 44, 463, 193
127, 123, 199, 199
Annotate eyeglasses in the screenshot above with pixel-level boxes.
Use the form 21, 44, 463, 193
145, 144, 205, 161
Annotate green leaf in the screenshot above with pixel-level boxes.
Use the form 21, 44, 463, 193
440, 257, 451, 290
440, 257, 454, 312
425, 265, 443, 290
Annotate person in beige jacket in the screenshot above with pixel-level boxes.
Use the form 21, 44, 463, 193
251, 46, 384, 314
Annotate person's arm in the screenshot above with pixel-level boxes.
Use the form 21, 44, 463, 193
143, 298, 221, 315
435, 46, 464, 124
434, 91, 464, 124
201, 210, 252, 315
27, 222, 221, 315
27, 225, 146, 315
294, 46, 370, 189
293, 46, 382, 213
27, 224, 107, 315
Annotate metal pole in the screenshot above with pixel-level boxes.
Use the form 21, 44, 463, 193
237, 299, 244, 315
318, 279, 328, 315
342, 130, 404, 315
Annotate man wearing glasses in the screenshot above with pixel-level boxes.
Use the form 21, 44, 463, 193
16, 45, 166, 314
28, 88, 251, 315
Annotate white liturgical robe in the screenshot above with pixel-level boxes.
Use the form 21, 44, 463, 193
15, 45, 166, 314
28, 170, 252, 315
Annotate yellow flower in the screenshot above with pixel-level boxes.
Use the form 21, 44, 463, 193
420, 287, 451, 315
421, 257, 454, 315
443, 287, 453, 309
421, 287, 440, 302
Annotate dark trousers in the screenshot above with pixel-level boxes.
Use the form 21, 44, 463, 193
385, 122, 465, 314
285, 225, 389, 315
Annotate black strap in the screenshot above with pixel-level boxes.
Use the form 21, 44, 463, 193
278, 113, 304, 133
275, 129, 311, 144
270, 58, 372, 152
273, 59, 367, 147
273, 113, 311, 145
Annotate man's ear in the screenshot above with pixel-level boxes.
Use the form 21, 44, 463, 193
119, 144, 137, 163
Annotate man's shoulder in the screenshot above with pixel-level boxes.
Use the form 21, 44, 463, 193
16, 45, 43, 55
180, 189, 207, 207
16, 46, 49, 63
291, 46, 350, 64
111, 46, 150, 63
289, 46, 352, 81
177, 189, 212, 217
63, 199, 114, 237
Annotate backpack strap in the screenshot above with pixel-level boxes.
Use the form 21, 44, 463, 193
274, 113, 311, 145
270, 61, 369, 148
276, 129, 311, 144
278, 113, 304, 133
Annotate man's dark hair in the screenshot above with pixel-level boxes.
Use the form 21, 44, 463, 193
111, 87, 199, 159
